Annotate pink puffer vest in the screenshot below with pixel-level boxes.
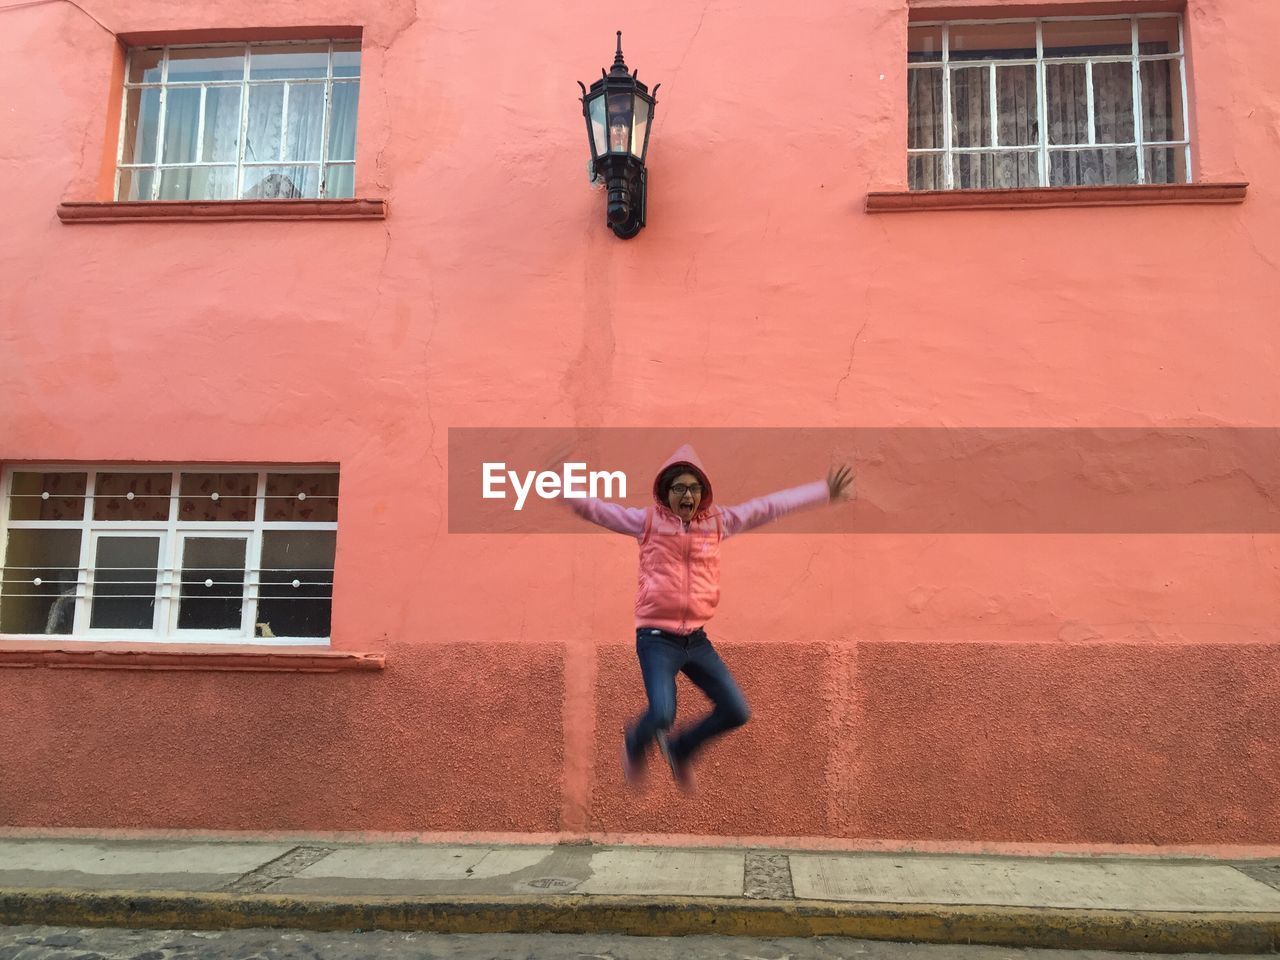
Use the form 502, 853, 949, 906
568, 445, 831, 634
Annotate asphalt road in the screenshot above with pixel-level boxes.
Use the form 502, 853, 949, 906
2, 926, 1275, 960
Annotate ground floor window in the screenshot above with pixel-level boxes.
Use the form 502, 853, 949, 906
0, 466, 338, 644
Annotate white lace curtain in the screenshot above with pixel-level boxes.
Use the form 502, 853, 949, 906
159, 81, 358, 200
157, 87, 241, 198
909, 48, 1174, 189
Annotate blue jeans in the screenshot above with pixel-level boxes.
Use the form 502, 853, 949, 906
625, 627, 751, 763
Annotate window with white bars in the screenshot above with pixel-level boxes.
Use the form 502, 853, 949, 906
907, 15, 1191, 190
116, 41, 361, 201
0, 467, 339, 644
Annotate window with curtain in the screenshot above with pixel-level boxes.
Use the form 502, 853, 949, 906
907, 16, 1190, 191
116, 41, 361, 201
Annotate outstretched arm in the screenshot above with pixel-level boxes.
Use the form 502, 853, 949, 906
541, 445, 647, 538
720, 464, 854, 539
567, 496, 646, 538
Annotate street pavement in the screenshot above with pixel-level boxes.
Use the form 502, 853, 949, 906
3, 839, 1279, 908
2, 838, 1279, 952
2, 925, 1277, 960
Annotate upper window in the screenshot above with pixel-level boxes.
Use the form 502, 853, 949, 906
907, 16, 1189, 190
0, 466, 338, 644
116, 41, 361, 202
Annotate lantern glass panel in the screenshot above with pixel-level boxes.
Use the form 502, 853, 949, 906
631, 96, 650, 158
588, 94, 607, 157
606, 91, 633, 153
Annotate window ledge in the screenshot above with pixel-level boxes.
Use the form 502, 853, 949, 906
57, 199, 388, 224
0, 642, 385, 672
865, 182, 1248, 213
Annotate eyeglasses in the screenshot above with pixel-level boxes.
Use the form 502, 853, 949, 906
669, 483, 703, 497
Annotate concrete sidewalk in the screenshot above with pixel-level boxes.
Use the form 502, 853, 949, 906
2, 837, 1279, 952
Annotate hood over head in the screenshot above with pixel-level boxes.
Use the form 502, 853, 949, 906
652, 444, 714, 516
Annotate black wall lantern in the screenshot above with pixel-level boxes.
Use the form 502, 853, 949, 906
578, 32, 659, 239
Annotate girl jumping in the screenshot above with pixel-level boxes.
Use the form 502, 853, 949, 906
568, 445, 854, 789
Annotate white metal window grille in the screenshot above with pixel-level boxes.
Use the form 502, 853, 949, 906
116, 41, 361, 201
907, 16, 1191, 190
0, 467, 339, 645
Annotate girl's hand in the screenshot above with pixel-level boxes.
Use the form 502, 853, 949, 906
827, 464, 855, 502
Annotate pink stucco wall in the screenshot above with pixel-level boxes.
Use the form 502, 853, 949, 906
1, 0, 1278, 846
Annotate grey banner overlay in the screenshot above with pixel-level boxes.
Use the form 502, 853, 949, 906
447, 427, 1280, 533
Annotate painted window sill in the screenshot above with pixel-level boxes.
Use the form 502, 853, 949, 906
864, 182, 1248, 213
57, 198, 388, 224
0, 642, 385, 672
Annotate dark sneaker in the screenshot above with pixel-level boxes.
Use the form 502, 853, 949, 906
621, 738, 645, 787
656, 731, 696, 792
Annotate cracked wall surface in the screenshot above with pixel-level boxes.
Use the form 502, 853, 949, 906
0, 0, 1278, 845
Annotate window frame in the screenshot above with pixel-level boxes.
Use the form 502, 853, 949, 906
0, 464, 338, 646
114, 40, 360, 202
907, 13, 1192, 190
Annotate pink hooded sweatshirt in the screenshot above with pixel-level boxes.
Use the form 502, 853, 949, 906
570, 445, 831, 634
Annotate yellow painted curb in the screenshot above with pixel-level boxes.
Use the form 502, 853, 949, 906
1, 888, 1277, 953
